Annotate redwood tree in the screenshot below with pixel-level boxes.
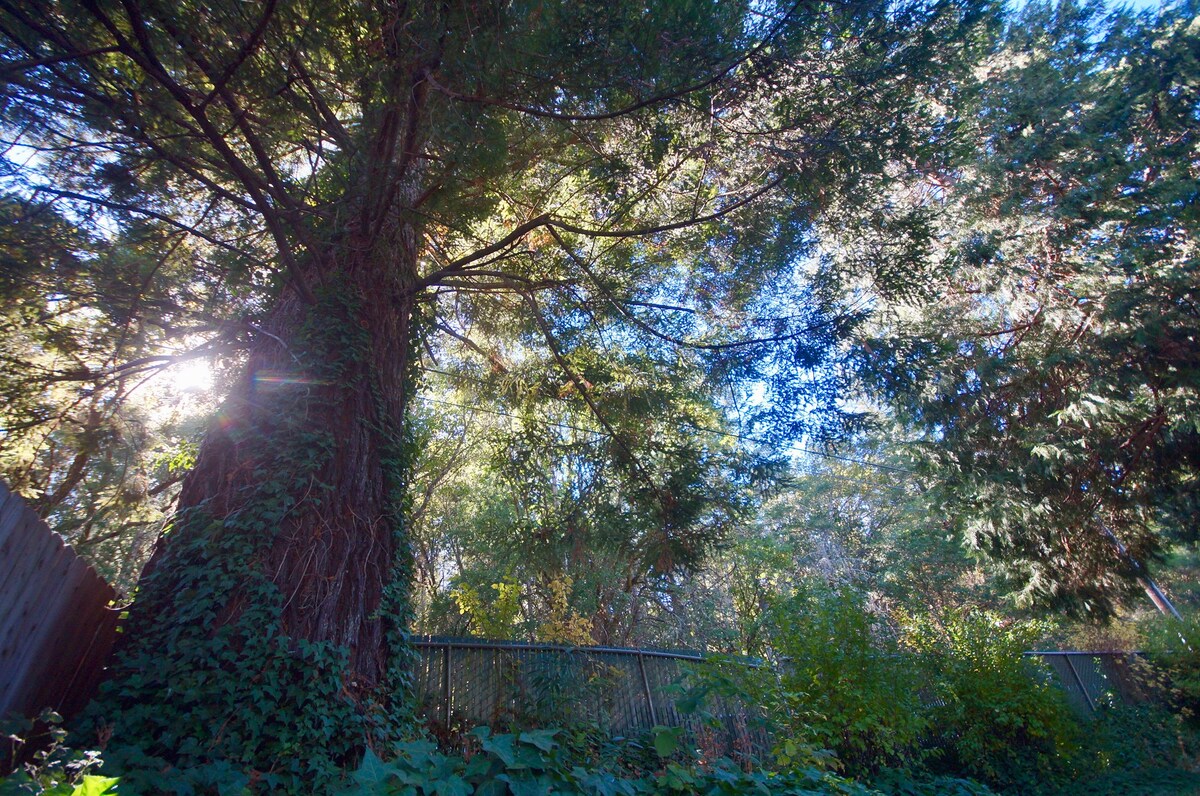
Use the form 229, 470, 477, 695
0, 0, 989, 788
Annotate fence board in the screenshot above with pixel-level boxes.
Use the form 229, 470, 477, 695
49, 600, 120, 720
0, 481, 119, 719
0, 539, 70, 702
0, 490, 39, 566
12, 556, 94, 711
3, 553, 81, 711
0, 508, 50, 600
0, 487, 21, 550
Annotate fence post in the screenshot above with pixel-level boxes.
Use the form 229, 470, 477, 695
1061, 654, 1098, 714
637, 652, 658, 726
443, 643, 452, 727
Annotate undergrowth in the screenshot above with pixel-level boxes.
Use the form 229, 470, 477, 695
338, 728, 880, 796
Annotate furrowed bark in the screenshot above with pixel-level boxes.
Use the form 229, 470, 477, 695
86, 191, 427, 791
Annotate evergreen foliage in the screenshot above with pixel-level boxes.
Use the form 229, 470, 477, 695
855, 0, 1200, 615
2, 0, 1198, 790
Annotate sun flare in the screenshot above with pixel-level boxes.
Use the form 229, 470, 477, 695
168, 359, 213, 393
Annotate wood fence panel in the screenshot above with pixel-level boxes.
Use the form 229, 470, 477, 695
1, 547, 78, 709
0, 505, 50, 600
14, 556, 94, 710
0, 481, 119, 718
0, 487, 23, 551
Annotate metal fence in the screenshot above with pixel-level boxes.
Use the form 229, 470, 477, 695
0, 481, 120, 719
1027, 650, 1147, 716
0, 474, 1154, 738
407, 639, 1151, 745
410, 636, 767, 758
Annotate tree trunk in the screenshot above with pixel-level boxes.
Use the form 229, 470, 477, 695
84, 225, 425, 789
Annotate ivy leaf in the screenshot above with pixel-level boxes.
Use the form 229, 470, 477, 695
518, 729, 559, 752
348, 748, 393, 793
574, 768, 623, 796
497, 773, 550, 796
480, 733, 518, 768
433, 775, 473, 796
652, 726, 683, 758
70, 777, 121, 796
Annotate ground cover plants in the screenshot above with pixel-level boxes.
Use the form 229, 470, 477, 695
6, 595, 1200, 794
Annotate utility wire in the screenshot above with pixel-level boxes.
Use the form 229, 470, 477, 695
418, 395, 619, 440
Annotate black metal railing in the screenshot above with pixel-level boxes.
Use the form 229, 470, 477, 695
1026, 650, 1147, 716
409, 636, 766, 758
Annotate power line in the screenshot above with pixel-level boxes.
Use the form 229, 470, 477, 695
678, 420, 916, 475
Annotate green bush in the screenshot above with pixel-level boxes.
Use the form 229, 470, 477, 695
899, 608, 1080, 791
1144, 616, 1200, 727
697, 584, 928, 775
1072, 701, 1200, 796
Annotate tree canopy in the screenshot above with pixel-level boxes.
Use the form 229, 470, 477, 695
856, 0, 1200, 615
0, 0, 999, 787
2, 0, 1198, 789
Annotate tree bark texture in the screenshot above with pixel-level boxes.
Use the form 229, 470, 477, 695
85, 209, 427, 787
175, 259, 420, 689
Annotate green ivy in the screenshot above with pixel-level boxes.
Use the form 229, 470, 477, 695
74, 283, 425, 793
338, 728, 883, 796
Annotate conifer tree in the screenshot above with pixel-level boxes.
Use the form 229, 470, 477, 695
0, 0, 989, 786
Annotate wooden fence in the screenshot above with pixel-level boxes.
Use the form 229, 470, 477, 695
0, 481, 120, 719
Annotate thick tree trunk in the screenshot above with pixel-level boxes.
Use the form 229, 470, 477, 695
174, 262, 419, 689
85, 227, 425, 789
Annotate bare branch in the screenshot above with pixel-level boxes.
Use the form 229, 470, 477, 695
0, 45, 120, 77
522, 291, 658, 492
432, 322, 507, 373
424, 171, 785, 288
31, 185, 264, 263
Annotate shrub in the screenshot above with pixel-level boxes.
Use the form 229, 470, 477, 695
1144, 615, 1200, 727
1076, 701, 1200, 795
697, 584, 928, 775
451, 577, 524, 640
899, 607, 1080, 791
0, 711, 117, 796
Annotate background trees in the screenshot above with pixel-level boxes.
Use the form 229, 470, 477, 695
856, 0, 1200, 616
0, 197, 215, 590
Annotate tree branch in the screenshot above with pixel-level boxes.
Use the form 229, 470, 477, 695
521, 291, 658, 493
423, 0, 802, 122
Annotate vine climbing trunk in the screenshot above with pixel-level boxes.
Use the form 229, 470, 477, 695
86, 215, 428, 790
70, 5, 450, 782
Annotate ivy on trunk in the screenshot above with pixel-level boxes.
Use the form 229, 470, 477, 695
0, 0, 993, 788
